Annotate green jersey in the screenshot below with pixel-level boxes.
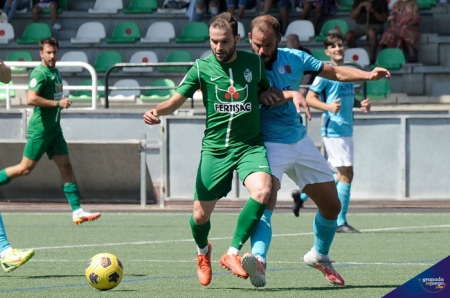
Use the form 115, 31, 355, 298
176, 51, 270, 153
28, 64, 64, 133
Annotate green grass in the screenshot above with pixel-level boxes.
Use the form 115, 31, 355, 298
0, 212, 449, 297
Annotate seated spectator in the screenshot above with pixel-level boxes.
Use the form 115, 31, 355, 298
2, 0, 30, 23
299, 0, 338, 33
261, 0, 291, 35
379, 0, 420, 62
32, 0, 61, 30
226, 0, 256, 20
345, 0, 388, 65
286, 34, 315, 96
186, 0, 221, 22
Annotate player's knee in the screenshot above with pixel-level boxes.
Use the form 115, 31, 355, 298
253, 185, 271, 204
192, 209, 210, 225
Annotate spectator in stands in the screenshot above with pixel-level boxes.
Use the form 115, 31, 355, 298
2, 0, 30, 23
32, 0, 61, 30
0, 38, 101, 226
299, 0, 339, 33
227, 0, 256, 20
260, 0, 291, 35
286, 34, 315, 96
379, 0, 421, 62
345, 0, 389, 65
186, 0, 221, 22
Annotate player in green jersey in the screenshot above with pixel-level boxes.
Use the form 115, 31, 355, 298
144, 12, 289, 287
0, 38, 101, 225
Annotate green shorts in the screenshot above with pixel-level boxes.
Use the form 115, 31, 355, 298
194, 144, 271, 201
23, 129, 69, 161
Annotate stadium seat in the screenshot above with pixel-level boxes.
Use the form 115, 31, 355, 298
200, 50, 212, 59
417, 0, 434, 9
140, 21, 175, 43
344, 48, 370, 68
69, 79, 104, 101
238, 21, 249, 42
0, 23, 15, 44
282, 20, 315, 42
109, 79, 140, 102
6, 51, 33, 73
106, 22, 141, 43
0, 81, 15, 100
315, 19, 349, 42
372, 48, 405, 70
311, 49, 329, 61
140, 79, 176, 101
159, 50, 193, 73
42, 0, 68, 14
364, 78, 391, 99
123, 51, 158, 72
336, 0, 353, 11
93, 51, 123, 73
59, 51, 89, 73
62, 80, 70, 98
16, 23, 51, 44
124, 0, 157, 13
88, 0, 123, 13
70, 22, 106, 44
176, 22, 209, 43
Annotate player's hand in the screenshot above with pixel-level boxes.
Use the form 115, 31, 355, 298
369, 67, 391, 81
360, 98, 371, 113
259, 88, 283, 106
292, 91, 311, 121
328, 98, 341, 113
59, 98, 72, 109
143, 109, 161, 125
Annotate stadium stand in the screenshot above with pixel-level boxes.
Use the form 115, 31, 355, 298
311, 49, 329, 61
159, 50, 193, 73
0, 81, 15, 100
6, 51, 33, 73
372, 48, 406, 70
60, 51, 89, 73
140, 79, 176, 102
175, 21, 209, 43
123, 0, 158, 14
70, 21, 106, 44
109, 79, 140, 102
140, 21, 175, 43
123, 51, 158, 72
344, 48, 371, 69
315, 19, 349, 42
93, 51, 123, 73
88, 0, 123, 14
0, 23, 15, 44
281, 20, 315, 42
16, 22, 51, 44
106, 21, 141, 43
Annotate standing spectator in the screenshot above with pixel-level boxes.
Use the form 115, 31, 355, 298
345, 0, 389, 65
2, 0, 30, 23
261, 0, 291, 35
299, 0, 339, 33
0, 38, 101, 226
32, 0, 61, 30
186, 0, 220, 22
379, 0, 421, 62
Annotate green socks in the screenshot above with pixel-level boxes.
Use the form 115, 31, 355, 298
190, 215, 210, 249
0, 169, 11, 187
231, 198, 266, 250
62, 183, 81, 211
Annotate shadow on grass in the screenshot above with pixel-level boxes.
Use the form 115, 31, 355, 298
207, 284, 401, 292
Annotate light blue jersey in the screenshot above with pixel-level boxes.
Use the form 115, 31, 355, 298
309, 76, 355, 137
261, 48, 324, 143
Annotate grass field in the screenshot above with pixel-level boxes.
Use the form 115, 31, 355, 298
0, 211, 448, 297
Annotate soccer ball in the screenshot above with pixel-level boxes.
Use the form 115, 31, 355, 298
85, 253, 123, 291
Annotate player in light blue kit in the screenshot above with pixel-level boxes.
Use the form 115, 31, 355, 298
304, 33, 371, 233
240, 15, 390, 287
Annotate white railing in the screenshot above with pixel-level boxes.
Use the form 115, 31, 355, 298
1, 61, 98, 110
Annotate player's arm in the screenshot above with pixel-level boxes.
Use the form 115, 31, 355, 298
143, 92, 188, 125
318, 64, 391, 82
0, 60, 11, 84
27, 90, 72, 108
306, 90, 341, 114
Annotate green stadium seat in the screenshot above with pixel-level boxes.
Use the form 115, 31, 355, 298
355, 78, 391, 100
0, 81, 15, 101
106, 22, 141, 43
311, 49, 329, 61
17, 23, 52, 44
417, 0, 434, 9
93, 51, 123, 72
124, 0, 158, 13
315, 19, 349, 42
159, 50, 193, 73
336, 0, 353, 12
6, 51, 33, 73
372, 48, 405, 70
176, 22, 209, 43
69, 79, 104, 101
140, 79, 176, 101
42, 0, 68, 14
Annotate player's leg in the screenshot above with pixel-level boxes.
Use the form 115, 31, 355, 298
0, 213, 34, 273
0, 156, 38, 186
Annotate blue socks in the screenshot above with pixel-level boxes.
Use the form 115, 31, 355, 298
0, 214, 11, 253
251, 209, 273, 261
336, 182, 351, 226
313, 211, 337, 256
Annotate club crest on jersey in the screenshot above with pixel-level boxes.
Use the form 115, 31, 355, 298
278, 66, 285, 74
285, 65, 292, 74
244, 69, 252, 83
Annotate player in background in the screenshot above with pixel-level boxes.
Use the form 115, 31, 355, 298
300, 33, 371, 233
0, 60, 35, 273
143, 12, 301, 287
241, 15, 390, 287
0, 38, 101, 225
